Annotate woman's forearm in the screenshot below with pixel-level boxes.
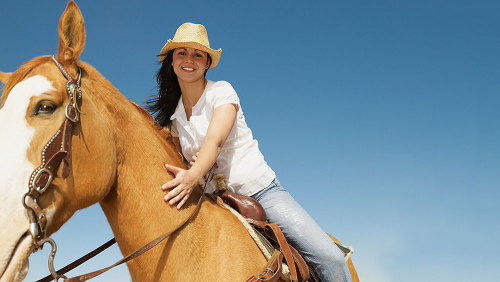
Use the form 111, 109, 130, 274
187, 103, 237, 182
188, 137, 222, 181
162, 104, 237, 209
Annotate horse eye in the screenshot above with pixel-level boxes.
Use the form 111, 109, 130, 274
35, 100, 57, 115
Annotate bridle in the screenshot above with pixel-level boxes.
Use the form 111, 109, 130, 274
23, 56, 212, 282
23, 55, 82, 281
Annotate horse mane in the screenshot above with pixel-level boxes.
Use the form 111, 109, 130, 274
75, 60, 182, 161
128, 100, 172, 140
0, 56, 52, 108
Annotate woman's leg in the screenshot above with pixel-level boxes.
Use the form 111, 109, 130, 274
251, 178, 352, 282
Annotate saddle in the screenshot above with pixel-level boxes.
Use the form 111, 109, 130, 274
214, 174, 267, 222
213, 174, 316, 282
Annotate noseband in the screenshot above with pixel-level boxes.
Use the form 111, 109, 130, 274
22, 55, 82, 281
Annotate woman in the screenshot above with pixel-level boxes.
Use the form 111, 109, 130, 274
147, 22, 351, 282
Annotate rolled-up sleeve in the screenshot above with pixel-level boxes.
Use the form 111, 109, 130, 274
211, 81, 240, 109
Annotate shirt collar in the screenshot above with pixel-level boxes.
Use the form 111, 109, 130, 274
170, 96, 184, 121
169, 80, 213, 121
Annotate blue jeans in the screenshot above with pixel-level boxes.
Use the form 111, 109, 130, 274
250, 178, 352, 282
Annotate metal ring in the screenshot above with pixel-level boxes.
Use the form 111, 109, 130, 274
22, 192, 31, 209
32, 168, 53, 193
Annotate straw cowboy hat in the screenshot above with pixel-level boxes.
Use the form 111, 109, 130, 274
159, 22, 222, 69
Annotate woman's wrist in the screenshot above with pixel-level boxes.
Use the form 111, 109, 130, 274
187, 166, 204, 184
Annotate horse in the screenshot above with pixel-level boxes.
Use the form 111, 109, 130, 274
0, 1, 358, 281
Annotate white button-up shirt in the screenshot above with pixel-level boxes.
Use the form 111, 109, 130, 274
170, 80, 275, 196
170, 80, 276, 196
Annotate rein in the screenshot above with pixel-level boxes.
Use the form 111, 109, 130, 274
37, 171, 212, 282
28, 58, 214, 280
36, 179, 210, 282
64, 173, 210, 282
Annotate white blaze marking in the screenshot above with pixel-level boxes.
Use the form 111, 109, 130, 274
0, 75, 55, 276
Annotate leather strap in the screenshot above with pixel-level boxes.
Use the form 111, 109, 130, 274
249, 220, 299, 282
60, 168, 214, 282
266, 223, 298, 282
245, 276, 260, 282
33, 119, 72, 189
63, 192, 205, 281
289, 244, 311, 281
61, 114, 73, 178
26, 119, 73, 240
245, 249, 283, 282
36, 238, 117, 282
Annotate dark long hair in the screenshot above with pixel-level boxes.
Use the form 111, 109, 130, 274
146, 49, 212, 127
146, 50, 180, 127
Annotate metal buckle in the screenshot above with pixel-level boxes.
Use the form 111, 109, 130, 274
257, 267, 274, 279
32, 168, 54, 193
65, 103, 79, 122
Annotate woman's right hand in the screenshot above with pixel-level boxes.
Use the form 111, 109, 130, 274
162, 163, 201, 210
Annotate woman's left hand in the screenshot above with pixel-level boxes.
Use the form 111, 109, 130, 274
162, 163, 200, 209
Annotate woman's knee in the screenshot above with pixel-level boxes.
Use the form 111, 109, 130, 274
317, 246, 346, 267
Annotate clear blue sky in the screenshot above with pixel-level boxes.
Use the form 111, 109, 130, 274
1, 1, 499, 281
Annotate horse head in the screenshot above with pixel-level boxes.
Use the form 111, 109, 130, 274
0, 2, 179, 280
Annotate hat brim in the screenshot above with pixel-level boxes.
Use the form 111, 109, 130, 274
159, 40, 221, 69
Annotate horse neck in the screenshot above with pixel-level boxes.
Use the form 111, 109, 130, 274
89, 80, 201, 258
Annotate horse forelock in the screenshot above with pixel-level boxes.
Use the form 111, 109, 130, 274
0, 56, 52, 109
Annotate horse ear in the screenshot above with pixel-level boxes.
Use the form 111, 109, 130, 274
57, 1, 86, 64
0, 71, 12, 85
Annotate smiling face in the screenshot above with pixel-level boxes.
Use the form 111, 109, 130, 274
171, 47, 210, 84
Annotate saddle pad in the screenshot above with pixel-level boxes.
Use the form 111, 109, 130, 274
214, 197, 292, 281
213, 196, 355, 280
